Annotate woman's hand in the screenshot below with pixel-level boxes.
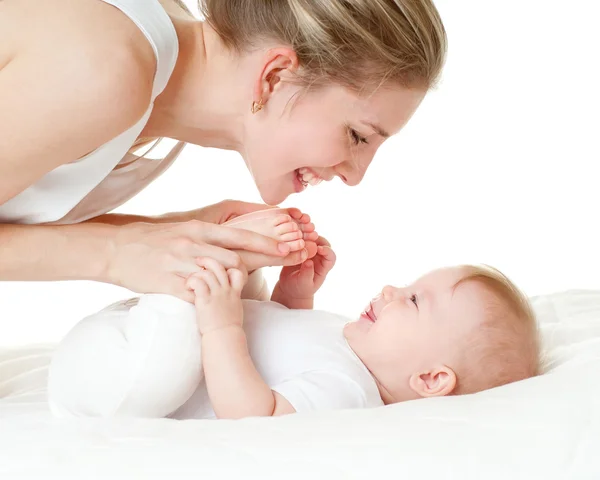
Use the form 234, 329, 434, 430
105, 220, 291, 303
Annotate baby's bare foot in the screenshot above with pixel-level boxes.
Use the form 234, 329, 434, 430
226, 214, 306, 251
224, 209, 318, 249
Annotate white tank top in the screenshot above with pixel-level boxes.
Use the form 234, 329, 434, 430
0, 0, 185, 225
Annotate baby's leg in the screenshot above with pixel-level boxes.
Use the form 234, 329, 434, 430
48, 296, 202, 418
241, 269, 270, 301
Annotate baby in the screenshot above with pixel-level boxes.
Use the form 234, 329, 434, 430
48, 210, 540, 420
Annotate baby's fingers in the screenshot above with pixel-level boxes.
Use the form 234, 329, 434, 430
186, 274, 210, 298
196, 257, 229, 287
315, 246, 336, 276
317, 245, 336, 263
227, 268, 247, 294
315, 236, 331, 248
297, 260, 315, 285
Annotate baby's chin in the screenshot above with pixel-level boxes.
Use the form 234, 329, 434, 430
343, 317, 372, 341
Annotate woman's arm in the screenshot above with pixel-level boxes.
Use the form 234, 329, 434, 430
0, 223, 115, 282
88, 200, 278, 226
0, 220, 290, 303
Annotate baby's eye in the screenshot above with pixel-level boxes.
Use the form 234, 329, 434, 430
410, 294, 418, 307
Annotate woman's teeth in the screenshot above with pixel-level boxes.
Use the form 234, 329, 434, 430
297, 168, 322, 187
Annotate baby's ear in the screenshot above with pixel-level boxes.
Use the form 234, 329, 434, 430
409, 366, 456, 398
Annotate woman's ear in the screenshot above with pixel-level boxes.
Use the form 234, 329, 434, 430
408, 365, 457, 398
253, 47, 299, 106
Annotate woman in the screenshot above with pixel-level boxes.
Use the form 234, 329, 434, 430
0, 0, 446, 302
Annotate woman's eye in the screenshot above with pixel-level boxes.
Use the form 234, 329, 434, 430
410, 294, 419, 307
349, 128, 368, 145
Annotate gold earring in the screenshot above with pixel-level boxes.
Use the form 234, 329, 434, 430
251, 99, 264, 114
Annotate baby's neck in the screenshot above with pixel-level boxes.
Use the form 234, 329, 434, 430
348, 344, 396, 404
374, 377, 396, 405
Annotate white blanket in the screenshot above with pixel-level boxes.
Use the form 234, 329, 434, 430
1, 290, 599, 479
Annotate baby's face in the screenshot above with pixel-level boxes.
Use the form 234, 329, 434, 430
344, 266, 487, 401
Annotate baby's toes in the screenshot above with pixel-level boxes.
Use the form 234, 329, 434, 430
299, 221, 315, 233
297, 213, 311, 224
303, 231, 319, 242
280, 230, 303, 243
275, 220, 300, 236
283, 238, 305, 252
272, 214, 294, 227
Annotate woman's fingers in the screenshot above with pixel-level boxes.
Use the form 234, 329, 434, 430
165, 277, 196, 303
186, 241, 242, 270
195, 222, 290, 256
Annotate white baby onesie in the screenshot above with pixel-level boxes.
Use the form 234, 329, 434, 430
48, 295, 383, 419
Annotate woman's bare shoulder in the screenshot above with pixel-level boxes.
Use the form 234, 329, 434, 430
0, 0, 158, 205
0, 0, 156, 80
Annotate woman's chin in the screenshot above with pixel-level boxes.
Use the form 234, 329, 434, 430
258, 184, 292, 206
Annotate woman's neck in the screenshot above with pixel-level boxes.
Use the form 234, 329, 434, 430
143, 13, 248, 152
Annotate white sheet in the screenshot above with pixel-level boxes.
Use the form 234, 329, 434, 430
1, 290, 599, 479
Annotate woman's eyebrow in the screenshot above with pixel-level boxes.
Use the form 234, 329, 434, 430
364, 121, 390, 138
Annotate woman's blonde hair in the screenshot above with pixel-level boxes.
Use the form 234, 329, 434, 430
199, 0, 447, 90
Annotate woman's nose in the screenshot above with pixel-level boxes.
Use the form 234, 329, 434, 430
336, 155, 373, 186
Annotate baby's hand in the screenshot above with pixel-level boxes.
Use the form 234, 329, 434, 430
186, 257, 247, 335
275, 236, 336, 300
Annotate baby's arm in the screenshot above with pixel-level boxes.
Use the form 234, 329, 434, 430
201, 326, 296, 418
270, 238, 336, 311
187, 258, 296, 419
270, 284, 315, 310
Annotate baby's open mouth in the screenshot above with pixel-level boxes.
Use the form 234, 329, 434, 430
361, 302, 377, 323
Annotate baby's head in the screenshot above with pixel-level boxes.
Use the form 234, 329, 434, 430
344, 265, 540, 403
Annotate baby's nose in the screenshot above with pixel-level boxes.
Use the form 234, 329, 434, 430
381, 285, 402, 300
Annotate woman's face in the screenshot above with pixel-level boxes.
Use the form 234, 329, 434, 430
242, 83, 426, 205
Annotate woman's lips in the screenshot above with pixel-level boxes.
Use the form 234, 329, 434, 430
293, 170, 307, 193
298, 167, 323, 186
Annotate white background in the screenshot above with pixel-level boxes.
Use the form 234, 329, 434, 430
1, 0, 598, 346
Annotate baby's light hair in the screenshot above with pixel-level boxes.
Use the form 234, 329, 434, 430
451, 265, 541, 395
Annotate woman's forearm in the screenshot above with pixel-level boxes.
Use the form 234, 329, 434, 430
0, 223, 115, 282
89, 212, 186, 225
